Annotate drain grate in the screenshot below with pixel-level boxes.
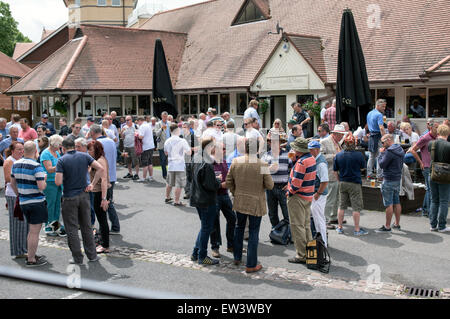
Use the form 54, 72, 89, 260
404, 287, 440, 298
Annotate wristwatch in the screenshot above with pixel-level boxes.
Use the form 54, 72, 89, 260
102, 197, 107, 201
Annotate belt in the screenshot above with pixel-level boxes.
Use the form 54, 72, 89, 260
273, 183, 287, 188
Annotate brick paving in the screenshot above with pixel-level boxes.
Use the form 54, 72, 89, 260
1, 229, 434, 299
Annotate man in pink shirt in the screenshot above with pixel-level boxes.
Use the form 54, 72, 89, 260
410, 119, 439, 217
19, 118, 38, 142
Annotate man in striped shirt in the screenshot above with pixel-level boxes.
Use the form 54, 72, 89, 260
11, 141, 48, 267
324, 99, 337, 131
286, 137, 317, 264
261, 135, 293, 228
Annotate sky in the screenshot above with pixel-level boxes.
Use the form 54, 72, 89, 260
4, 0, 205, 43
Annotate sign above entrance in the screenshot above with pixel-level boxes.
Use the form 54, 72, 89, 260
265, 74, 309, 90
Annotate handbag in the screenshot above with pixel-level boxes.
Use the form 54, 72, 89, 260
306, 232, 331, 273
13, 197, 24, 221
269, 219, 292, 245
430, 141, 450, 184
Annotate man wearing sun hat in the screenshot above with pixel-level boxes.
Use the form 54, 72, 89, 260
286, 137, 316, 264
320, 124, 347, 229
333, 132, 368, 236
308, 140, 329, 247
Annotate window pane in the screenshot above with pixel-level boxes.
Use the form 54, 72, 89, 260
296, 95, 314, 104
209, 95, 218, 110
42, 97, 49, 116
80, 96, 93, 117
181, 95, 189, 115
190, 95, 198, 115
124, 96, 136, 116
245, 1, 256, 21
377, 89, 395, 118
406, 88, 427, 118
109, 96, 122, 116
220, 94, 230, 113
48, 96, 55, 116
95, 96, 107, 117
138, 96, 151, 116
97, 0, 106, 6
237, 93, 247, 115
199, 94, 208, 113
429, 88, 447, 118
370, 89, 376, 107
112, 0, 121, 6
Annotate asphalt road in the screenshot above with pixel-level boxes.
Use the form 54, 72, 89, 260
0, 165, 449, 300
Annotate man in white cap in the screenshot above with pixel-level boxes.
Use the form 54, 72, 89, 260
320, 124, 347, 229
308, 140, 329, 247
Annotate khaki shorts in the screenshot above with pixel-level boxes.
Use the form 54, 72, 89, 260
338, 181, 363, 212
167, 171, 186, 188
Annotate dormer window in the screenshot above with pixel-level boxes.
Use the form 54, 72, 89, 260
232, 0, 270, 26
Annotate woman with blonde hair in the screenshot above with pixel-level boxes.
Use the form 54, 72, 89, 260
40, 134, 65, 237
4, 141, 28, 258
400, 122, 420, 164
268, 118, 287, 142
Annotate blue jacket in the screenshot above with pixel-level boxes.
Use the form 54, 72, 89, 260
378, 144, 405, 182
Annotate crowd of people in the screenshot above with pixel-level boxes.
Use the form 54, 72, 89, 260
2, 98, 450, 274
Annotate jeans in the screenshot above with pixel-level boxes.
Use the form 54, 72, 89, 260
192, 205, 217, 261
158, 149, 168, 179
210, 194, 236, 250
429, 181, 450, 230
422, 168, 431, 214
93, 192, 110, 248
266, 186, 289, 228
367, 134, 381, 177
89, 192, 96, 225
185, 163, 193, 197
233, 212, 262, 268
107, 182, 120, 232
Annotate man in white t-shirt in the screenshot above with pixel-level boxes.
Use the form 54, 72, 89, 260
222, 121, 240, 156
137, 117, 155, 182
201, 119, 223, 142
244, 117, 265, 154
164, 123, 191, 206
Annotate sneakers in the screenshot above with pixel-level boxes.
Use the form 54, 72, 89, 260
438, 227, 450, 233
430, 227, 438, 232
190, 254, 198, 262
88, 256, 102, 263
57, 228, 67, 237
336, 227, 344, 235
138, 178, 146, 182
132, 174, 139, 180
211, 249, 220, 258
392, 224, 401, 231
69, 258, 84, 265
25, 255, 47, 267
146, 176, 154, 182
165, 198, 173, 204
109, 230, 120, 235
354, 228, 369, 236
123, 173, 133, 179
198, 256, 219, 265
226, 247, 234, 253
326, 223, 336, 230
375, 225, 392, 233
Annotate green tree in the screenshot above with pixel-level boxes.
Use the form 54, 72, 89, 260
0, 1, 32, 57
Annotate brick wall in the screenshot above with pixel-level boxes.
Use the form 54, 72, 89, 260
0, 76, 31, 122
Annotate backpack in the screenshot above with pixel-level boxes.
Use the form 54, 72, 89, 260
134, 134, 143, 156
306, 232, 331, 273
269, 219, 292, 245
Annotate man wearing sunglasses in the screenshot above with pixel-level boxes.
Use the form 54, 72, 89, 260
376, 134, 405, 233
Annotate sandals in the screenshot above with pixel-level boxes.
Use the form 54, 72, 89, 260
96, 245, 110, 254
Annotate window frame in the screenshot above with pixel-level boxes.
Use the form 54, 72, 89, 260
111, 0, 121, 7
232, 0, 267, 26
97, 0, 106, 7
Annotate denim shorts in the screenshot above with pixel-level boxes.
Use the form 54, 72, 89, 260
381, 180, 401, 207
21, 201, 48, 225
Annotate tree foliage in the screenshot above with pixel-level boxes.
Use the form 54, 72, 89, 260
0, 1, 32, 57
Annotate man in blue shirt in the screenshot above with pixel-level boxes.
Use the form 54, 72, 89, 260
34, 114, 56, 137
0, 126, 24, 158
0, 118, 9, 141
56, 137, 104, 264
366, 99, 386, 179
243, 100, 261, 128
90, 124, 120, 235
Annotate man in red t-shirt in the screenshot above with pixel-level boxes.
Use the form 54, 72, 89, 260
19, 118, 38, 142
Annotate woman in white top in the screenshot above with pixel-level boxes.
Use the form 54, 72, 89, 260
3, 141, 28, 258
400, 122, 420, 146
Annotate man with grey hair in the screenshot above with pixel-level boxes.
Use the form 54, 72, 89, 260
0, 117, 9, 141
0, 126, 24, 158
366, 99, 386, 179
155, 112, 171, 179
91, 124, 121, 235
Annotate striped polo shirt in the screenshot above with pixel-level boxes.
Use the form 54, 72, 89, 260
11, 158, 46, 205
261, 149, 293, 184
287, 153, 317, 202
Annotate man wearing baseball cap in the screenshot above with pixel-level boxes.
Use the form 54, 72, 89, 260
308, 140, 329, 247
333, 133, 368, 236
286, 137, 317, 264
81, 116, 95, 139
34, 114, 56, 137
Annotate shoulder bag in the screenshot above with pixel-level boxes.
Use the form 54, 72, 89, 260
430, 141, 450, 184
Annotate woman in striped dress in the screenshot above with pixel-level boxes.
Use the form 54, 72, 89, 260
3, 141, 28, 258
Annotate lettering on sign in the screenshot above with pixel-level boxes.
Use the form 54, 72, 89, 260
266, 75, 309, 90
153, 97, 168, 103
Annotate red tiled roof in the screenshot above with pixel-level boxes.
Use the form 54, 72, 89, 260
140, 0, 450, 89
6, 25, 187, 94
0, 51, 31, 78
12, 43, 36, 60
